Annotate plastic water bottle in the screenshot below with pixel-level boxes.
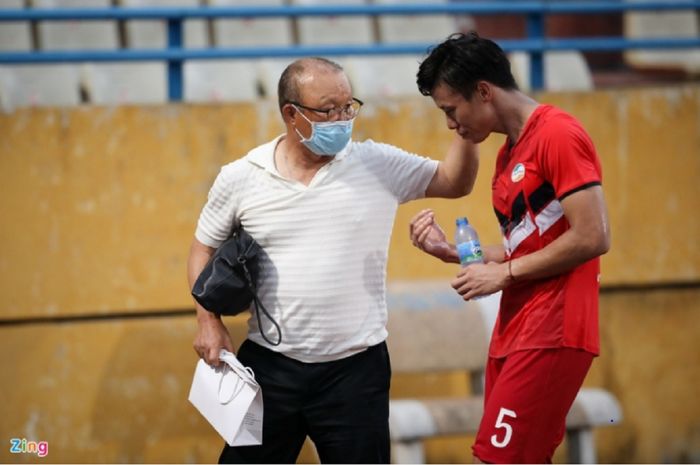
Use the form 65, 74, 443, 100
455, 217, 484, 267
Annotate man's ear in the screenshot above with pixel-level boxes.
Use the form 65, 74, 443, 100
477, 81, 492, 101
282, 104, 296, 124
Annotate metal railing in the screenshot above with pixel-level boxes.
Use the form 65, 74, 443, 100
0, 1, 699, 98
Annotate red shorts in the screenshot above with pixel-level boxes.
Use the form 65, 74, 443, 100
472, 348, 594, 463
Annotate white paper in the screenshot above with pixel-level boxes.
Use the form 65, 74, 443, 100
188, 350, 263, 446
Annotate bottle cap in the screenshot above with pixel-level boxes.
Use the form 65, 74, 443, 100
456, 217, 468, 226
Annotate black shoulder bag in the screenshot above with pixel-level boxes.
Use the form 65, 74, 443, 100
191, 228, 282, 346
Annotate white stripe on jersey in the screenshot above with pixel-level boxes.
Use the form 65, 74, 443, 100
535, 200, 564, 235
506, 213, 536, 256
506, 200, 564, 255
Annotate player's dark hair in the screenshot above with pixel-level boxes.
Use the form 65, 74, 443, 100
417, 32, 518, 99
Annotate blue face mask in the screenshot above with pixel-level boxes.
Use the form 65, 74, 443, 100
293, 107, 354, 156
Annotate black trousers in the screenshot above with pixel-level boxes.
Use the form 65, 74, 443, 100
219, 339, 391, 464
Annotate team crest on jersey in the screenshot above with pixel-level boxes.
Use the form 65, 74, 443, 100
511, 163, 525, 182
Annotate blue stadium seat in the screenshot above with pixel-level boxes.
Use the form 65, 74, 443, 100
624, 4, 700, 75
0, 0, 32, 52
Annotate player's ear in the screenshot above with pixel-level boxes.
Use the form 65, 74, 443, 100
476, 81, 492, 102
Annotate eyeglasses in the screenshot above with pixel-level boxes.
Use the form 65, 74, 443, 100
288, 97, 363, 121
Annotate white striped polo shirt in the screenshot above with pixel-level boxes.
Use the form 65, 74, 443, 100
195, 135, 438, 362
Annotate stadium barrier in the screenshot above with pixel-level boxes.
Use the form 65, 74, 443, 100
0, 1, 699, 97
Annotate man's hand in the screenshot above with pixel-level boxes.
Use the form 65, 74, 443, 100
409, 209, 458, 263
193, 312, 235, 367
188, 237, 236, 367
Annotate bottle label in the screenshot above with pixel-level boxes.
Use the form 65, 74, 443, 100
457, 240, 483, 266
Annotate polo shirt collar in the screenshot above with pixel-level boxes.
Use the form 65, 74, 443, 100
246, 134, 351, 174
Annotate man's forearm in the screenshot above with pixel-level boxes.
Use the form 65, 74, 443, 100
445, 135, 479, 196
187, 239, 220, 322
426, 135, 479, 198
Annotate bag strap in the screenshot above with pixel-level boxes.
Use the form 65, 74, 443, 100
217, 366, 246, 405
217, 363, 256, 405
238, 255, 282, 346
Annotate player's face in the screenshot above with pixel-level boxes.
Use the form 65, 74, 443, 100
431, 81, 493, 144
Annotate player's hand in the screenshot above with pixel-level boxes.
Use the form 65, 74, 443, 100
451, 262, 511, 300
409, 209, 457, 263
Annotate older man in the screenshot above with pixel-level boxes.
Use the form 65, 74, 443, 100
187, 57, 478, 464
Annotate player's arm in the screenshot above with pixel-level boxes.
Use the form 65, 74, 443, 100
425, 134, 479, 199
409, 209, 505, 264
507, 185, 610, 281
451, 185, 610, 299
482, 245, 506, 264
508, 121, 611, 280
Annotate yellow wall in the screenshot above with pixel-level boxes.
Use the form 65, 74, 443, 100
0, 85, 699, 463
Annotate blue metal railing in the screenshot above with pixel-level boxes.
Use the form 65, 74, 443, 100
1, 1, 699, 98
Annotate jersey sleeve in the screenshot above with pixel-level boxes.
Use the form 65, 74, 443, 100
539, 118, 602, 200
365, 140, 439, 204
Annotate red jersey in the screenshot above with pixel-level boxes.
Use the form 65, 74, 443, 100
490, 105, 602, 358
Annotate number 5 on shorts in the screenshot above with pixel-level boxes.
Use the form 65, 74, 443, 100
490, 407, 517, 448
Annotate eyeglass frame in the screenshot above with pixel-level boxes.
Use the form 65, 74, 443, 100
286, 97, 364, 121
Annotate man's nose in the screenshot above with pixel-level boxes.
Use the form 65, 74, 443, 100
446, 116, 458, 130
327, 112, 344, 122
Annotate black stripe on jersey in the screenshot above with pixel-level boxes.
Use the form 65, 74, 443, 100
528, 182, 556, 215
511, 191, 527, 232
494, 207, 509, 231
559, 181, 602, 201
494, 191, 527, 235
